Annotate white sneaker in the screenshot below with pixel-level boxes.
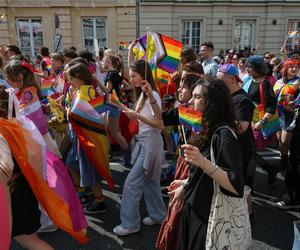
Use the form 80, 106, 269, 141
142, 217, 160, 226
113, 225, 140, 236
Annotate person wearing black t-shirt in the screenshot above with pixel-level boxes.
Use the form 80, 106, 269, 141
217, 64, 255, 219
101, 54, 129, 150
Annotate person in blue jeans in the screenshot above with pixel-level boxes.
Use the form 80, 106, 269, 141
113, 60, 167, 236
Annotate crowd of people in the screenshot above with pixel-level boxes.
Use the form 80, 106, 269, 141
0, 39, 299, 250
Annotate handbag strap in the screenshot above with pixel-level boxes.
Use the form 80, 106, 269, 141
210, 126, 238, 192
259, 80, 265, 106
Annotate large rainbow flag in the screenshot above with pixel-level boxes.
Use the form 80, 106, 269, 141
133, 32, 183, 97
0, 119, 88, 243
69, 85, 114, 189
178, 105, 202, 133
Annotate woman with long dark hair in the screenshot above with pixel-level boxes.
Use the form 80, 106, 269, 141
113, 60, 167, 236
169, 77, 245, 249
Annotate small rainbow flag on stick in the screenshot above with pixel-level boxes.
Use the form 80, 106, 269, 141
178, 105, 203, 133
288, 31, 298, 38
89, 95, 115, 114
109, 90, 127, 109
41, 78, 55, 96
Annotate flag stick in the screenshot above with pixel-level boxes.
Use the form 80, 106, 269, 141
181, 124, 187, 144
145, 27, 150, 81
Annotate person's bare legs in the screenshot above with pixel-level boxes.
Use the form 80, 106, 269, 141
15, 233, 54, 250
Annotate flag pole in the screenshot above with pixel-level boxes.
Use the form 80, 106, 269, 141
145, 27, 150, 81
181, 125, 187, 144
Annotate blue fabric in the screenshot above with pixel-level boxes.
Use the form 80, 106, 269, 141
293, 221, 300, 250
242, 75, 253, 94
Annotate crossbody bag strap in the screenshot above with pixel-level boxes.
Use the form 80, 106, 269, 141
210, 126, 238, 192
259, 80, 265, 106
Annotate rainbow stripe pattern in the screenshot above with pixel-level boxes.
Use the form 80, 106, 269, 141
178, 105, 202, 133
41, 77, 55, 96
288, 31, 298, 38
258, 104, 281, 139
89, 95, 115, 114
109, 90, 126, 109
69, 85, 114, 189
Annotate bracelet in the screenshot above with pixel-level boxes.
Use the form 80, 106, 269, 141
206, 166, 218, 176
150, 99, 157, 105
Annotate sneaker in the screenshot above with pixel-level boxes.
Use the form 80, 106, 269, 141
85, 200, 106, 214
142, 217, 161, 226
113, 225, 140, 236
275, 201, 300, 210
37, 224, 58, 233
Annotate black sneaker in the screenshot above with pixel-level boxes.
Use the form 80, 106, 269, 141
85, 200, 107, 214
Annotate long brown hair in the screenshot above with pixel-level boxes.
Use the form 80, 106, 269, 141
4, 59, 41, 96
130, 60, 158, 112
67, 63, 93, 85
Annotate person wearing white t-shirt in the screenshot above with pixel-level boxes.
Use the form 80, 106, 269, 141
113, 60, 167, 236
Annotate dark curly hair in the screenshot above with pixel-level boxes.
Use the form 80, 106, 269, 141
188, 76, 236, 149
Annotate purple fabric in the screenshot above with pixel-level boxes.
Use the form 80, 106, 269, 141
46, 151, 87, 231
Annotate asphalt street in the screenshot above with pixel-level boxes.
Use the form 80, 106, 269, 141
11, 148, 300, 250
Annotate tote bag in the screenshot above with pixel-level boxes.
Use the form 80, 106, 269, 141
257, 81, 281, 139
206, 126, 252, 250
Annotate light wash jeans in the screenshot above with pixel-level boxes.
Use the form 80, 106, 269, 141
293, 220, 300, 250
120, 147, 167, 230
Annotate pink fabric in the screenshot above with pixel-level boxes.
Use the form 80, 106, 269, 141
46, 151, 87, 231
0, 182, 10, 250
266, 75, 277, 87
253, 129, 276, 150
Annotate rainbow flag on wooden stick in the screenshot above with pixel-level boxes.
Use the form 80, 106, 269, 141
109, 90, 127, 109
178, 105, 203, 133
288, 31, 298, 38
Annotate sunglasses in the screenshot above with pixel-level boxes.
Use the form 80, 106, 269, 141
264, 57, 270, 59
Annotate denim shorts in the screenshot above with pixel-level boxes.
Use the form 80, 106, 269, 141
279, 111, 295, 130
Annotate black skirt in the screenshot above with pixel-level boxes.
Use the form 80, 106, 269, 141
11, 174, 41, 237
178, 202, 207, 250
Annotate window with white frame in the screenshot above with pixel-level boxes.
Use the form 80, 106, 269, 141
233, 20, 256, 50
181, 20, 202, 53
286, 20, 300, 52
82, 18, 107, 53
16, 18, 44, 58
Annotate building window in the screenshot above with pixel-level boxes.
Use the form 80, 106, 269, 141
233, 20, 256, 50
16, 18, 44, 58
82, 18, 107, 53
286, 20, 300, 52
181, 20, 202, 53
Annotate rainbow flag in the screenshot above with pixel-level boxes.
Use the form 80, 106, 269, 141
0, 119, 88, 243
41, 77, 55, 96
157, 34, 183, 73
89, 95, 116, 114
288, 30, 298, 38
178, 105, 202, 133
109, 90, 126, 109
69, 85, 114, 189
134, 32, 183, 74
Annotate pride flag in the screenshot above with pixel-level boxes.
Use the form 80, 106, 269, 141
0, 119, 88, 243
288, 30, 298, 38
178, 105, 202, 133
41, 77, 55, 96
133, 32, 183, 97
89, 95, 116, 114
109, 89, 126, 109
69, 85, 114, 189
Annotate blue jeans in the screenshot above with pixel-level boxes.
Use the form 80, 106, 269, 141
293, 220, 300, 250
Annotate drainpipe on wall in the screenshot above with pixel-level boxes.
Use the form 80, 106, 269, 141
136, 0, 140, 38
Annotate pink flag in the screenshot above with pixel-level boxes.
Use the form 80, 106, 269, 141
0, 182, 10, 250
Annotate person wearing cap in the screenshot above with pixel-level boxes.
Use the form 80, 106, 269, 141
217, 64, 255, 220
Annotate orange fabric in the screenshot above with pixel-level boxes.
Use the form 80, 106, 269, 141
0, 119, 88, 244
